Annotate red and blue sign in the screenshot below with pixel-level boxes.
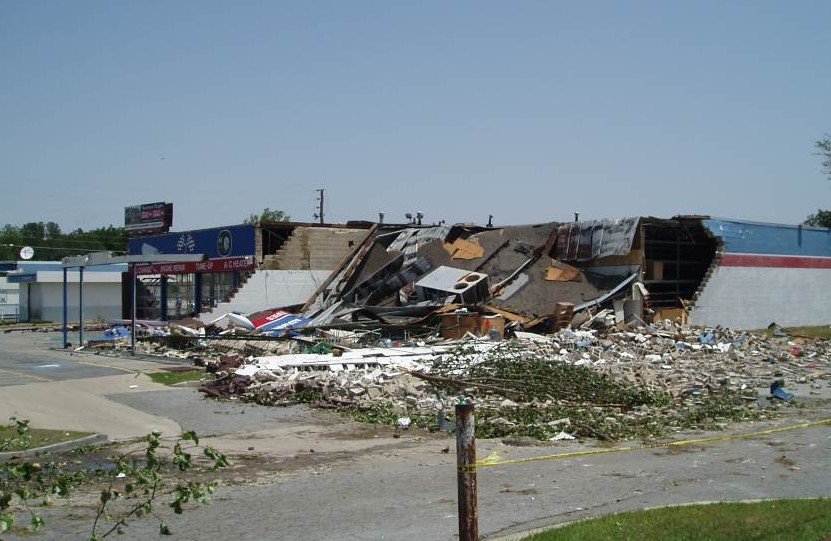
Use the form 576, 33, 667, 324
251, 310, 311, 335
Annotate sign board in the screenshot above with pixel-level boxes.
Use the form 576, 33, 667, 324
250, 309, 311, 334
124, 202, 173, 234
19, 246, 34, 260
134, 256, 255, 276
128, 224, 256, 260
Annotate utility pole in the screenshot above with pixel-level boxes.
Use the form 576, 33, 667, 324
314, 189, 325, 224
456, 402, 478, 541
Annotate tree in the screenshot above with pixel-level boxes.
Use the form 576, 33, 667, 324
45, 222, 61, 239
243, 208, 290, 225
805, 209, 831, 228
817, 134, 831, 183
0, 222, 126, 261
804, 134, 831, 228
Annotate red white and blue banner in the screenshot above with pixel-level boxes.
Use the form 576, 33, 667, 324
251, 310, 311, 334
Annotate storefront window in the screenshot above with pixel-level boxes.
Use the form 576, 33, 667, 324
136, 276, 161, 321
200, 272, 235, 312
167, 274, 196, 320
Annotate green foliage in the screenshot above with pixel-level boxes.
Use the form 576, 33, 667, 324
243, 207, 291, 225
803, 135, 831, 228
0, 221, 126, 261
817, 134, 831, 183
804, 209, 831, 228
525, 499, 831, 541
0, 417, 31, 451
0, 422, 228, 538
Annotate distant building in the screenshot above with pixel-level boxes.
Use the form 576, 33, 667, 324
0, 263, 21, 322
5, 261, 127, 323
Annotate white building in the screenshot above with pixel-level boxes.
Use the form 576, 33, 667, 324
6, 261, 126, 323
0, 263, 21, 322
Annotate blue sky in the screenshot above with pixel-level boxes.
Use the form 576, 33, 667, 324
2, 1, 830, 231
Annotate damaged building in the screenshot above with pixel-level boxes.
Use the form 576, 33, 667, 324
124, 216, 831, 331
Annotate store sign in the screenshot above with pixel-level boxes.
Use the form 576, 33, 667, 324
124, 202, 173, 233
134, 256, 255, 275
251, 309, 311, 334
128, 224, 255, 259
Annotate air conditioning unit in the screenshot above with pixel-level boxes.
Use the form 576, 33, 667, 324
414, 266, 490, 304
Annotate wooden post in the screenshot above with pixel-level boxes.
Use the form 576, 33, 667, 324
456, 402, 478, 541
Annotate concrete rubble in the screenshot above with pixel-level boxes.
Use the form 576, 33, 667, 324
193, 321, 831, 440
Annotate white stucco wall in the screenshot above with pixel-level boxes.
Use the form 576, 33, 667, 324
28, 282, 122, 323
689, 265, 831, 329
199, 269, 331, 319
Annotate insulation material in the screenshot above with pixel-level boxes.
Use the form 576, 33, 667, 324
545, 260, 581, 282
444, 238, 485, 260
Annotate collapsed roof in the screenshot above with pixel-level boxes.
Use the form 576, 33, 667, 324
301, 219, 658, 326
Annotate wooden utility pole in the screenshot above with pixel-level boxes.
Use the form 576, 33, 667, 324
456, 402, 478, 541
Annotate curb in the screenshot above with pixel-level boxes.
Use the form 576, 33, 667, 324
0, 433, 108, 462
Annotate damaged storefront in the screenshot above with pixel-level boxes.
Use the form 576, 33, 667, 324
124, 215, 831, 331
125, 225, 257, 320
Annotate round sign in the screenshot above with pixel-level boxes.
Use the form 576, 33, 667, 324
19, 246, 34, 260
217, 230, 233, 257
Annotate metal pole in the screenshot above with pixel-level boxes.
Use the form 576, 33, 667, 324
78, 266, 84, 347
131, 264, 137, 356
62, 267, 68, 348
456, 402, 478, 541
316, 188, 325, 224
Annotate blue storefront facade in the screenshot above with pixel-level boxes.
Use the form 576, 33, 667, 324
127, 225, 257, 320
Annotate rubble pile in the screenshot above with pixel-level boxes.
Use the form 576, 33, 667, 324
197, 323, 831, 441
522, 322, 831, 397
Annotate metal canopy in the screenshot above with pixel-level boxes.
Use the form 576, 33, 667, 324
62, 252, 206, 268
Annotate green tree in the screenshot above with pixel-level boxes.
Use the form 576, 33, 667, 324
244, 208, 291, 224
817, 134, 831, 182
804, 134, 831, 228
0, 225, 22, 260
0, 222, 126, 261
45, 222, 61, 239
805, 209, 831, 228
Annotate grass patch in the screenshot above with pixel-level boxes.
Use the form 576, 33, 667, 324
525, 499, 831, 541
0, 425, 92, 451
759, 325, 831, 340
783, 325, 831, 340
148, 369, 205, 386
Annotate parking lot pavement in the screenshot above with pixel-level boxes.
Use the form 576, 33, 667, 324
0, 331, 186, 387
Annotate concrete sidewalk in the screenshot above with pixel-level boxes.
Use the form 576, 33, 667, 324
0, 374, 181, 440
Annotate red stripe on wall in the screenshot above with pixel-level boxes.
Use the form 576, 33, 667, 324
720, 254, 831, 269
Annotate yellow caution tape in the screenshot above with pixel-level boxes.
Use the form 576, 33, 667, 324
461, 417, 831, 472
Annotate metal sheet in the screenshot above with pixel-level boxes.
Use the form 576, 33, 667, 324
555, 218, 640, 262
387, 226, 451, 265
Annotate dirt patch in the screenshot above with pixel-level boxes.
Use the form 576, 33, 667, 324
774, 455, 796, 467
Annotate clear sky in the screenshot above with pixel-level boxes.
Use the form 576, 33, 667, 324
2, 1, 830, 231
